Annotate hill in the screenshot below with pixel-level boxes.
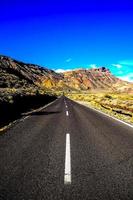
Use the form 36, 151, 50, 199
0, 55, 133, 93
0, 55, 63, 90
63, 68, 118, 91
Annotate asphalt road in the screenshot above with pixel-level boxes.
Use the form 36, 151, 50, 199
0, 96, 133, 200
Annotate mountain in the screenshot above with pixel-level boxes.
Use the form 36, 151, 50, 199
0, 55, 132, 92
62, 68, 133, 92
0, 55, 63, 90
62, 68, 118, 90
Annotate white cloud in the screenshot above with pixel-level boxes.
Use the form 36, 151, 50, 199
89, 64, 98, 68
117, 73, 133, 82
66, 58, 72, 63
55, 69, 66, 73
112, 64, 122, 69
55, 69, 72, 73
119, 60, 133, 66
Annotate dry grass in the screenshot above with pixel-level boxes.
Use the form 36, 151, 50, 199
0, 87, 57, 104
66, 92, 133, 124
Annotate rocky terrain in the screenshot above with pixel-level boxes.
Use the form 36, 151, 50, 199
63, 68, 119, 91
1, 55, 133, 93
0, 55, 59, 129
0, 55, 63, 90
0, 55, 133, 129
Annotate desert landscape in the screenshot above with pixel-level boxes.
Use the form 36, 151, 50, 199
0, 55, 133, 129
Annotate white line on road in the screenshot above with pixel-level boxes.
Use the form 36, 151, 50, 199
64, 133, 71, 184
23, 116, 29, 120
93, 108, 133, 128
66, 111, 69, 116
76, 101, 133, 128
66, 105, 68, 108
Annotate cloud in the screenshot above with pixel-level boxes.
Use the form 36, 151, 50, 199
55, 69, 72, 73
89, 64, 98, 68
112, 64, 122, 69
119, 60, 133, 66
55, 69, 66, 73
117, 73, 133, 82
66, 58, 72, 63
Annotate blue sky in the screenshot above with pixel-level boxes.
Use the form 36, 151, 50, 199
0, 0, 133, 82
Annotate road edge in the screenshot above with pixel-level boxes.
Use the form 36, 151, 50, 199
0, 97, 60, 134
74, 100, 133, 129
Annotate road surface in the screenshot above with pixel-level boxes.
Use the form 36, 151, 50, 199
0, 96, 133, 200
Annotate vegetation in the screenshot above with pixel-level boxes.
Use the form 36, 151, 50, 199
66, 92, 133, 124
0, 54, 133, 129
0, 88, 57, 130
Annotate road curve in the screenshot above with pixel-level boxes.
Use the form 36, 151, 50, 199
0, 96, 133, 200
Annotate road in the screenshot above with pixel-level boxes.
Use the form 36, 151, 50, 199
0, 96, 133, 200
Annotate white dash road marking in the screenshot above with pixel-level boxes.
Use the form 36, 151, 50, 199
64, 133, 71, 184
66, 111, 69, 116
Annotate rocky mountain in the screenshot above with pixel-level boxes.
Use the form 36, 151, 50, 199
62, 68, 118, 90
0, 55, 132, 92
0, 55, 63, 89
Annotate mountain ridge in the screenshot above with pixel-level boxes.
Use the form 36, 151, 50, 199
0, 55, 133, 93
